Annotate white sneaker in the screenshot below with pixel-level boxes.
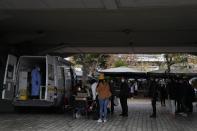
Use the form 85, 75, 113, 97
97, 119, 102, 123
103, 119, 107, 123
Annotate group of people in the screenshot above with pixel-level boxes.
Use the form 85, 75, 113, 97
148, 77, 196, 118
72, 74, 196, 122
168, 78, 195, 116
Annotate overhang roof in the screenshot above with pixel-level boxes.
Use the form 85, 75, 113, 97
1, 0, 197, 56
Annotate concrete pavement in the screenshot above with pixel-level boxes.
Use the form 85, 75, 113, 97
0, 99, 196, 131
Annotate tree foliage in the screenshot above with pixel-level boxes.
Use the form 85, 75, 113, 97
164, 54, 188, 72
72, 54, 109, 87
73, 54, 109, 75
113, 59, 128, 67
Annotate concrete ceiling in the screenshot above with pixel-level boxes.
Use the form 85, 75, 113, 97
1, 0, 197, 56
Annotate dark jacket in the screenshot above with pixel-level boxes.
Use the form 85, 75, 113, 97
175, 82, 182, 100
186, 82, 195, 102
119, 82, 129, 98
159, 84, 167, 98
109, 82, 115, 95
149, 80, 158, 99
167, 81, 176, 100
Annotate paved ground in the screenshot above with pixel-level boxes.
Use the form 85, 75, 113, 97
0, 99, 197, 131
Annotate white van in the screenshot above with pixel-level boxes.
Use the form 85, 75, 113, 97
1, 54, 76, 110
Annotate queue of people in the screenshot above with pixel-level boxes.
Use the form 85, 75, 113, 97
170, 78, 195, 115
71, 73, 196, 122
148, 77, 196, 118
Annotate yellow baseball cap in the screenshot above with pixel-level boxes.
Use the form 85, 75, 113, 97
98, 73, 105, 80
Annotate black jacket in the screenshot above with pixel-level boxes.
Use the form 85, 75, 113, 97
149, 80, 158, 99
167, 81, 176, 100
119, 82, 129, 98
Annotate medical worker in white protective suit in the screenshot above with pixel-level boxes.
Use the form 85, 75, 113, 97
31, 66, 41, 99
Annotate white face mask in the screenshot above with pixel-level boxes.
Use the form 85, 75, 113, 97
78, 87, 81, 91
121, 79, 125, 83
36, 67, 40, 71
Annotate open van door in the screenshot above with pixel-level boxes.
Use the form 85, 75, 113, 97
45, 55, 55, 101
2, 54, 17, 100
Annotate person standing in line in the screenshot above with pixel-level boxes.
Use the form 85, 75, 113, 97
119, 77, 129, 117
168, 78, 176, 116
182, 77, 195, 115
96, 74, 112, 123
186, 79, 195, 113
134, 79, 138, 96
149, 78, 158, 118
90, 79, 99, 120
159, 79, 167, 106
91, 79, 98, 101
109, 79, 115, 115
129, 80, 135, 99
180, 78, 189, 116
175, 78, 182, 114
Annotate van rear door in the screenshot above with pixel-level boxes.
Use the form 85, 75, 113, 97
2, 54, 17, 100
45, 55, 55, 101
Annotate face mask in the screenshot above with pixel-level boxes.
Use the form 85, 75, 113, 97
36, 67, 40, 71
121, 79, 125, 83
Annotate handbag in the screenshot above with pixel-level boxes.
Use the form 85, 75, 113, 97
114, 96, 119, 106
107, 101, 111, 108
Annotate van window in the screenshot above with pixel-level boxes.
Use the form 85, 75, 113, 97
67, 71, 71, 77
48, 64, 54, 80
7, 65, 14, 79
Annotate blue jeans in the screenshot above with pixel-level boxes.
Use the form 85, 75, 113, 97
99, 99, 109, 120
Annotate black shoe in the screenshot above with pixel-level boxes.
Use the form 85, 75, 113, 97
150, 115, 156, 118
175, 111, 180, 114
119, 114, 124, 116
123, 114, 128, 117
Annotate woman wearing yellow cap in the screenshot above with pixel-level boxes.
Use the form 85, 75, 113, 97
96, 73, 112, 123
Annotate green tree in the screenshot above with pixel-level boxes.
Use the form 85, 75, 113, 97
113, 59, 128, 67
164, 54, 188, 72
73, 54, 109, 87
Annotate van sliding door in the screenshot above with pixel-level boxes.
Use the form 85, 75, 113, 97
64, 67, 72, 99
45, 55, 55, 101
2, 54, 17, 100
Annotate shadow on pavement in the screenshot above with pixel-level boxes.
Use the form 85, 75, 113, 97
0, 99, 14, 113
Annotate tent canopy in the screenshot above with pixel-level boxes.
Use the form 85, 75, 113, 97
99, 66, 147, 78
148, 68, 197, 77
